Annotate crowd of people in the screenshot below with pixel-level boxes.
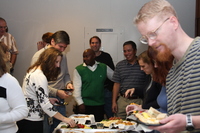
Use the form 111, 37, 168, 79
0, 0, 200, 133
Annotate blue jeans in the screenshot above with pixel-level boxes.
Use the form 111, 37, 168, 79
43, 114, 50, 133
43, 99, 66, 133
104, 89, 114, 119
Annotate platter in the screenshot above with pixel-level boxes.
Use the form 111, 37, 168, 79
136, 119, 162, 126
126, 107, 167, 127
53, 115, 140, 133
126, 114, 162, 126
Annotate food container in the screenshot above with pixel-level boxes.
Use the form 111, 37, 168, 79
69, 114, 95, 124
96, 123, 104, 129
110, 120, 136, 131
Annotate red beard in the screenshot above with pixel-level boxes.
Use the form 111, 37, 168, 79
154, 43, 173, 62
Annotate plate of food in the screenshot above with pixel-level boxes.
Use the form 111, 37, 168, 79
54, 122, 120, 133
99, 117, 136, 130
98, 117, 122, 128
127, 107, 167, 126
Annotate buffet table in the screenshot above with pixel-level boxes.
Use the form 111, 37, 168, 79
54, 123, 121, 133
53, 114, 152, 133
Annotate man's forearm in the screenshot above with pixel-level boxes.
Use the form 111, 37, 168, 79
49, 86, 57, 97
112, 83, 120, 103
10, 54, 17, 67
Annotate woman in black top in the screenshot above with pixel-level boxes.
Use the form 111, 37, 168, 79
125, 50, 161, 110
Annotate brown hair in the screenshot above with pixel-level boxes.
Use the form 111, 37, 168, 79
51, 30, 70, 45
89, 36, 101, 44
137, 51, 152, 65
42, 32, 53, 44
147, 46, 174, 85
27, 47, 62, 81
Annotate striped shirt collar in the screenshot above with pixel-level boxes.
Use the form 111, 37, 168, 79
125, 59, 138, 66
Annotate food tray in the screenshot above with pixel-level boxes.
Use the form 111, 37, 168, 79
53, 122, 139, 133
126, 114, 162, 126
69, 114, 95, 124
100, 120, 137, 130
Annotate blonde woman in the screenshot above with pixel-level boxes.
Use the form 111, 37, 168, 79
0, 47, 28, 133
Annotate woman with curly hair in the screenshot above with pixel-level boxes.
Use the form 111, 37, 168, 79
126, 46, 174, 114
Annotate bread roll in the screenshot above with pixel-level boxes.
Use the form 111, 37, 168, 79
148, 107, 161, 118
156, 113, 167, 120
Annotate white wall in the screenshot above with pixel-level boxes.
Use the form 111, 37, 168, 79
0, 0, 196, 115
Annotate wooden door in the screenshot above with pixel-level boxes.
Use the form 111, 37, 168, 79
196, 0, 200, 36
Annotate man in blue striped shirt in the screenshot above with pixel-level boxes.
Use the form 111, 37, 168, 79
112, 41, 147, 120
134, 0, 200, 132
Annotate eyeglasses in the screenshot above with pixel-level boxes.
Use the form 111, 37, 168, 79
0, 26, 8, 30
140, 18, 169, 44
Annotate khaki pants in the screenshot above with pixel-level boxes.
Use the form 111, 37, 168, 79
115, 96, 143, 119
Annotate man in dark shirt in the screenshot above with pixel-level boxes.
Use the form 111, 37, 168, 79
89, 36, 115, 119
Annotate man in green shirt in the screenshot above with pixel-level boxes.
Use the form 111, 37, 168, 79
73, 49, 113, 122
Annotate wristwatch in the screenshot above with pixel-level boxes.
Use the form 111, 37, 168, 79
186, 114, 195, 131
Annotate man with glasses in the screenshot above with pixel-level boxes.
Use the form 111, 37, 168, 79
139, 18, 169, 45
0, 17, 18, 73
31, 30, 73, 133
134, 0, 200, 132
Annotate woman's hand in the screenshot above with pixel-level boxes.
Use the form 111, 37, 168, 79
57, 90, 70, 99
63, 118, 76, 127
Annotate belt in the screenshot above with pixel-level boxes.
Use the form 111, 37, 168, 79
120, 93, 139, 99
